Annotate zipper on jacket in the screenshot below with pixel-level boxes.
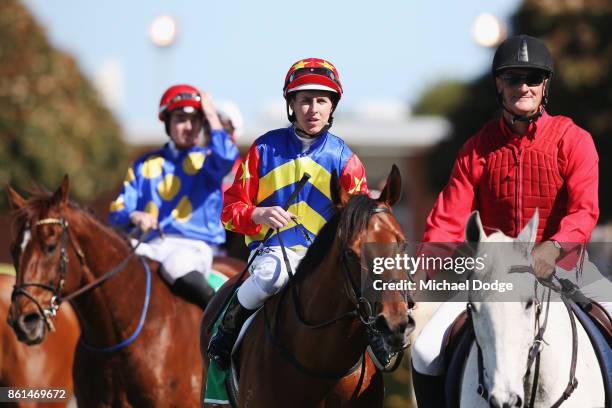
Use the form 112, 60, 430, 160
515, 149, 524, 236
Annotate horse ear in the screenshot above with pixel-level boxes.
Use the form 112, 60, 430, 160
6, 185, 26, 209
517, 208, 538, 253
52, 175, 70, 206
465, 211, 486, 246
330, 169, 350, 209
377, 164, 402, 207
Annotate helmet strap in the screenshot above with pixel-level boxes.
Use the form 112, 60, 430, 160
496, 92, 546, 125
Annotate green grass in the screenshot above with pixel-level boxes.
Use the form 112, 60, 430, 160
0, 263, 15, 275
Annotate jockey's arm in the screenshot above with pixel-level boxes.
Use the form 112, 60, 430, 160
221, 144, 262, 235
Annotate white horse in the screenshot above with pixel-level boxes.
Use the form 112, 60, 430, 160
460, 210, 605, 408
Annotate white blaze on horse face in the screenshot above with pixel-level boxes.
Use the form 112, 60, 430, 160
473, 301, 535, 403
20, 229, 31, 254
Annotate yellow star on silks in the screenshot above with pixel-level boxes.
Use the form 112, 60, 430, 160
348, 176, 365, 194
292, 60, 308, 70
318, 60, 335, 71
222, 218, 234, 231
239, 159, 251, 187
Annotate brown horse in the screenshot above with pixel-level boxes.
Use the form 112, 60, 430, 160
6, 176, 244, 407
1, 273, 79, 408
200, 165, 414, 407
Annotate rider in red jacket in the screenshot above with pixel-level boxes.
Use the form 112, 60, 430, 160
411, 35, 607, 407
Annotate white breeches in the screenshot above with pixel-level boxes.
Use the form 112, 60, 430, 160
132, 235, 214, 284
237, 246, 305, 310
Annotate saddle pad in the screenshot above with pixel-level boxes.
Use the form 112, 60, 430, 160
204, 299, 260, 406
207, 270, 229, 292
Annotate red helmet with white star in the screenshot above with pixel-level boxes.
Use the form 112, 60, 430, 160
283, 58, 343, 100
158, 84, 202, 121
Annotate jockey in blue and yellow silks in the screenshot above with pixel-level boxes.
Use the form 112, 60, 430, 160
223, 127, 367, 251
208, 58, 370, 371
109, 85, 239, 309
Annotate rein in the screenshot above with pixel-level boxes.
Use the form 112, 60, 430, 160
263, 205, 404, 385
470, 271, 579, 407
12, 216, 149, 351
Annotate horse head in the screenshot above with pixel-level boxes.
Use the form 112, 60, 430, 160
7, 176, 89, 345
331, 164, 414, 355
465, 209, 540, 408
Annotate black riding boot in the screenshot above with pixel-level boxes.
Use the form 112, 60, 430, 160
171, 271, 216, 309
412, 364, 446, 408
367, 328, 396, 369
207, 295, 255, 370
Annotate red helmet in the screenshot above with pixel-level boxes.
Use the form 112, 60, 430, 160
158, 84, 202, 121
283, 58, 343, 100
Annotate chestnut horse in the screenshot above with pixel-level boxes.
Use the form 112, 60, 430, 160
7, 177, 244, 407
200, 165, 414, 407
1, 273, 79, 408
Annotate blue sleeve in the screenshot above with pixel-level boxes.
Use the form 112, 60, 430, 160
204, 129, 239, 180
108, 165, 139, 228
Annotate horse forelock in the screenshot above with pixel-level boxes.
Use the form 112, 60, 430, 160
338, 194, 378, 247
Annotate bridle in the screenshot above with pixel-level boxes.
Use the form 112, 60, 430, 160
263, 205, 407, 385
11, 216, 143, 336
470, 267, 579, 408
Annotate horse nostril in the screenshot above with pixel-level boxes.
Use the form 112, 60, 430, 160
513, 395, 522, 407
374, 315, 391, 334
19, 312, 42, 330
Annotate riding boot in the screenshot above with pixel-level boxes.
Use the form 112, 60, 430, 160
411, 364, 446, 408
207, 295, 255, 370
366, 328, 396, 369
171, 271, 216, 309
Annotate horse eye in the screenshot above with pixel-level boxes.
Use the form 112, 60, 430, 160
525, 299, 534, 309
46, 244, 57, 253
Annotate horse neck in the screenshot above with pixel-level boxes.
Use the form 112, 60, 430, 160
276, 238, 365, 368
65, 211, 149, 347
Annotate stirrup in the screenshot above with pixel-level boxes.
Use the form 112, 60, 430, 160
208, 327, 236, 371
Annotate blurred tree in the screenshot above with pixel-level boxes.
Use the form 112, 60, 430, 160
0, 0, 128, 208
413, 79, 469, 117
421, 0, 612, 222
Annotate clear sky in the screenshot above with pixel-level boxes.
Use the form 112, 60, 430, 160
23, 0, 520, 136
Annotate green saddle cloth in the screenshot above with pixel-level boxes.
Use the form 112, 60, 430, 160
204, 293, 232, 406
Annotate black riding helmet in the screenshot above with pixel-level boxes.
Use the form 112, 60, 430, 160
492, 35, 554, 123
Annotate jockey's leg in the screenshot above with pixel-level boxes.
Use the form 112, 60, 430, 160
411, 363, 446, 408
411, 301, 465, 407
208, 246, 304, 370
156, 237, 216, 309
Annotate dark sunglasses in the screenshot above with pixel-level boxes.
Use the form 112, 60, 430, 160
286, 67, 340, 87
500, 72, 547, 87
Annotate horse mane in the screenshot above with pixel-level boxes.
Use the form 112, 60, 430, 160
295, 193, 377, 282
10, 188, 132, 248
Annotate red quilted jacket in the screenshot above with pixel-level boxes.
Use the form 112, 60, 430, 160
423, 112, 599, 247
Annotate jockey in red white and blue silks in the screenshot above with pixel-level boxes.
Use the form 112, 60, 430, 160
207, 58, 369, 372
